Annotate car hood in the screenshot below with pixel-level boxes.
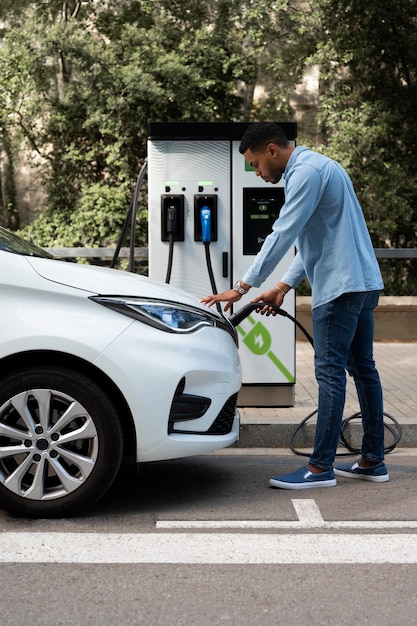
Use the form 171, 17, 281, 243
27, 256, 206, 309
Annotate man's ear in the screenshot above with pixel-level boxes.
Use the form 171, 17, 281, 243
267, 142, 279, 158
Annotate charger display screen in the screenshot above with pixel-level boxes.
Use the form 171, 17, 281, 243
242, 188, 285, 255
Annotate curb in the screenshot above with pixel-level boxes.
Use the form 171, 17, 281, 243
233, 341, 417, 451
233, 419, 417, 450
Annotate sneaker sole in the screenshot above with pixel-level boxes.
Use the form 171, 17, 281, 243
333, 469, 389, 482
269, 478, 337, 490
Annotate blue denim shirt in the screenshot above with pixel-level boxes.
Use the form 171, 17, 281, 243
242, 146, 383, 309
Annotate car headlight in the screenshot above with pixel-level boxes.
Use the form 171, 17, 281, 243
89, 296, 238, 343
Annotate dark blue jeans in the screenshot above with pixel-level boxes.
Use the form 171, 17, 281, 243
309, 291, 384, 470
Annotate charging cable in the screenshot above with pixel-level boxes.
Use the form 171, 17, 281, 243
111, 158, 148, 271
165, 204, 178, 284
229, 302, 402, 455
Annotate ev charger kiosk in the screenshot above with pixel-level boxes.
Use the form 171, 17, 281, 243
148, 122, 297, 407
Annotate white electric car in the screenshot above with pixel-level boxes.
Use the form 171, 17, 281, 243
0, 227, 241, 517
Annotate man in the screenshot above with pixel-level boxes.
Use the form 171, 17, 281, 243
201, 121, 388, 489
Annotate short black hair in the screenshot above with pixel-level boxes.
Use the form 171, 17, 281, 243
239, 122, 289, 154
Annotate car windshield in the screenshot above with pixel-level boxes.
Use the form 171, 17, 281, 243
0, 226, 54, 259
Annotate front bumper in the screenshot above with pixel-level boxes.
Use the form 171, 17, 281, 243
93, 318, 241, 462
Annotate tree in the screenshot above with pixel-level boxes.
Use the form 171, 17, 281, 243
1, 0, 416, 293
0, 1, 252, 247
0, 0, 315, 248
313, 0, 417, 293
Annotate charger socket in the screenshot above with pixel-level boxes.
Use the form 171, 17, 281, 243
161, 195, 185, 241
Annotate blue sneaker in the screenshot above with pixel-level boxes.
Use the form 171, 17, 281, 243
334, 461, 389, 482
269, 465, 337, 490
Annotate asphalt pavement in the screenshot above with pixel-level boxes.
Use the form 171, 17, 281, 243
1, 342, 416, 626
237, 341, 417, 450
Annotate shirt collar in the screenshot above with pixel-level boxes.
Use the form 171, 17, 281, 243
284, 146, 308, 179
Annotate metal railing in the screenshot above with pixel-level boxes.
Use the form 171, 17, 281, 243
44, 247, 148, 260
44, 247, 417, 261
374, 249, 417, 258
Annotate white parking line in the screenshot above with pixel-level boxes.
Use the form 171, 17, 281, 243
1, 531, 417, 563
2, 500, 417, 565
156, 499, 417, 529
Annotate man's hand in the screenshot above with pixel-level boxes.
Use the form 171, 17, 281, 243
251, 283, 289, 315
200, 289, 243, 312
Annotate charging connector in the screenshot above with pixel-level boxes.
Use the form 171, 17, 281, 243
167, 204, 178, 234
194, 195, 217, 242
200, 206, 212, 243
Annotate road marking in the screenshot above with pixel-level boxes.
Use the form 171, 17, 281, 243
1, 531, 417, 563
2, 500, 417, 565
156, 499, 417, 529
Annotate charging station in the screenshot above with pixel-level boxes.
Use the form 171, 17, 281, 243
148, 122, 297, 407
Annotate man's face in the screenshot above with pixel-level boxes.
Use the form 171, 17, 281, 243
243, 144, 284, 184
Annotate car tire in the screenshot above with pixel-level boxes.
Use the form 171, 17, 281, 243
0, 365, 124, 518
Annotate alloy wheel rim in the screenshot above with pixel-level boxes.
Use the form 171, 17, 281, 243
0, 388, 99, 501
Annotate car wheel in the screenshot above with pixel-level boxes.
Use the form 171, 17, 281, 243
0, 366, 124, 518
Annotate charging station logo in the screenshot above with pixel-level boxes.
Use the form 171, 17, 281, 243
238, 315, 294, 382
243, 321, 271, 355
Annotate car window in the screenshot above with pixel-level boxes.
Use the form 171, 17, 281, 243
0, 226, 55, 259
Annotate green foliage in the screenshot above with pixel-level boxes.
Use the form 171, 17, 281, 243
19, 182, 134, 247
0, 0, 252, 247
311, 0, 417, 294
1, 0, 417, 293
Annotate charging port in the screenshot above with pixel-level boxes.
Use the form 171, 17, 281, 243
194, 195, 217, 242
161, 195, 185, 242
